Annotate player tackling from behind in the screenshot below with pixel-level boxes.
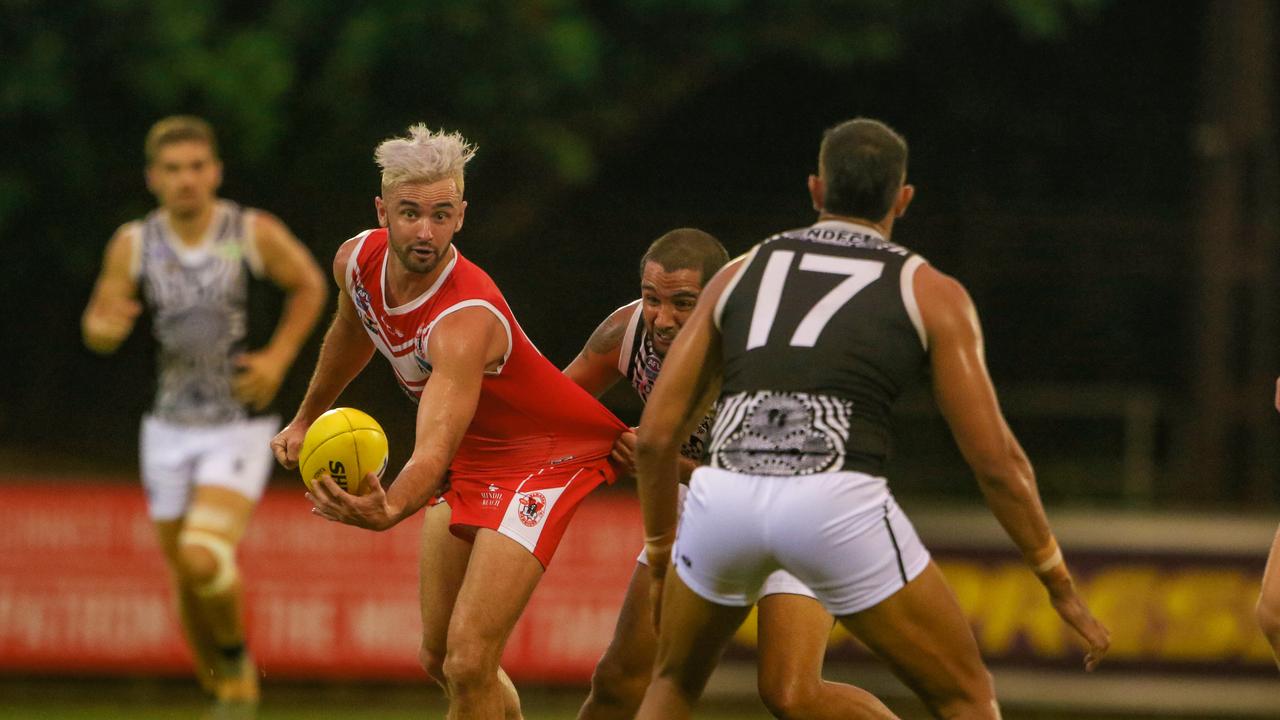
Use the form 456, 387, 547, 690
567, 228, 897, 719
271, 125, 627, 720
634, 118, 1112, 719
81, 115, 328, 702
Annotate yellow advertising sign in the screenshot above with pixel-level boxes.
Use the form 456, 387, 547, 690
732, 557, 1273, 668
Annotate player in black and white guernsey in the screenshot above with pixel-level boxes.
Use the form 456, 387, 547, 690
82, 116, 327, 703
567, 229, 890, 720
633, 119, 1111, 720
710, 224, 923, 480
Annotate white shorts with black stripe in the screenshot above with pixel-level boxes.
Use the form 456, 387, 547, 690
637, 483, 818, 600
673, 466, 930, 616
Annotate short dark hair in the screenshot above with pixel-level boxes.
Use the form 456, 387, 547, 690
639, 228, 729, 285
144, 115, 218, 166
818, 118, 907, 220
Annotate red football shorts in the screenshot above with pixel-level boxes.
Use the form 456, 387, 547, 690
443, 457, 615, 568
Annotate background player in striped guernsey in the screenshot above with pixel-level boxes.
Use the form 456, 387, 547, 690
270, 125, 629, 720
81, 115, 328, 703
633, 118, 1111, 719
566, 228, 897, 719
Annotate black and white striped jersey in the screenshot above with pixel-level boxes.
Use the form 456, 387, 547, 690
130, 200, 265, 425
616, 300, 712, 461
709, 220, 928, 476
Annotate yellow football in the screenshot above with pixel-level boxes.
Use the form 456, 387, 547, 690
298, 407, 389, 495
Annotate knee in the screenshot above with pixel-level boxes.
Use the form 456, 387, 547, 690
419, 645, 447, 684
176, 530, 238, 597
442, 639, 500, 694
176, 542, 217, 584
757, 676, 818, 719
588, 653, 650, 709
932, 668, 997, 718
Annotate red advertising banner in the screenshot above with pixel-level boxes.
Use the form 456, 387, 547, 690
1, 480, 1275, 681
0, 480, 639, 681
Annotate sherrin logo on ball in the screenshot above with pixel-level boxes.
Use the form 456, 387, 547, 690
298, 407, 389, 495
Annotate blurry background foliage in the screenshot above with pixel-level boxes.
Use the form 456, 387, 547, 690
6, 0, 1245, 507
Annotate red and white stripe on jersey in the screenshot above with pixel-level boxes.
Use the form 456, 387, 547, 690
343, 229, 627, 477
417, 298, 513, 375
344, 229, 459, 397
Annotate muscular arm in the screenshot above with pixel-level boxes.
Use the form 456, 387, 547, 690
308, 306, 507, 530
273, 239, 376, 468
382, 308, 506, 524
233, 213, 330, 410
917, 265, 1055, 566
562, 302, 632, 397
635, 259, 740, 573
918, 262, 1109, 668
566, 301, 704, 481
81, 225, 142, 354
295, 240, 376, 423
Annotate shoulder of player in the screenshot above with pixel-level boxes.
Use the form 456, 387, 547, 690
586, 300, 639, 356
451, 251, 500, 289
247, 209, 310, 264
433, 302, 506, 333
914, 264, 978, 335
247, 208, 293, 243
424, 304, 507, 365
101, 221, 142, 277
703, 253, 751, 296
331, 231, 376, 283
106, 220, 140, 251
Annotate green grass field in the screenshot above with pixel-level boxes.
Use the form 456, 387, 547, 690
2, 680, 774, 720
0, 678, 1257, 720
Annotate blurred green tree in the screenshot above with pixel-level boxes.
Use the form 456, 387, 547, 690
0, 0, 1108, 461
0, 0, 1105, 265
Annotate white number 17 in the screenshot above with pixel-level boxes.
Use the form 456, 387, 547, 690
746, 251, 884, 350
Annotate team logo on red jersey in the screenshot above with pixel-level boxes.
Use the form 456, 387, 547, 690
351, 281, 379, 333
517, 492, 547, 527
412, 326, 435, 376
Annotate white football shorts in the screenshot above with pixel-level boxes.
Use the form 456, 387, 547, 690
140, 414, 280, 520
674, 466, 930, 616
636, 482, 817, 600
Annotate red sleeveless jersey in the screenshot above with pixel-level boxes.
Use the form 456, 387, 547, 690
343, 229, 625, 476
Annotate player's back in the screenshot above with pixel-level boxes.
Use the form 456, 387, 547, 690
345, 230, 625, 476
709, 219, 928, 477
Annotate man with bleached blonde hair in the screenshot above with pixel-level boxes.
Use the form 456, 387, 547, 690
83, 115, 328, 703
272, 124, 630, 720
374, 126, 475, 197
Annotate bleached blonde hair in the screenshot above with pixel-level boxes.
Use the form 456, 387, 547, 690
375, 124, 477, 197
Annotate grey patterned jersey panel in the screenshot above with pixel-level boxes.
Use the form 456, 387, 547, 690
137, 201, 253, 425
709, 390, 852, 476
